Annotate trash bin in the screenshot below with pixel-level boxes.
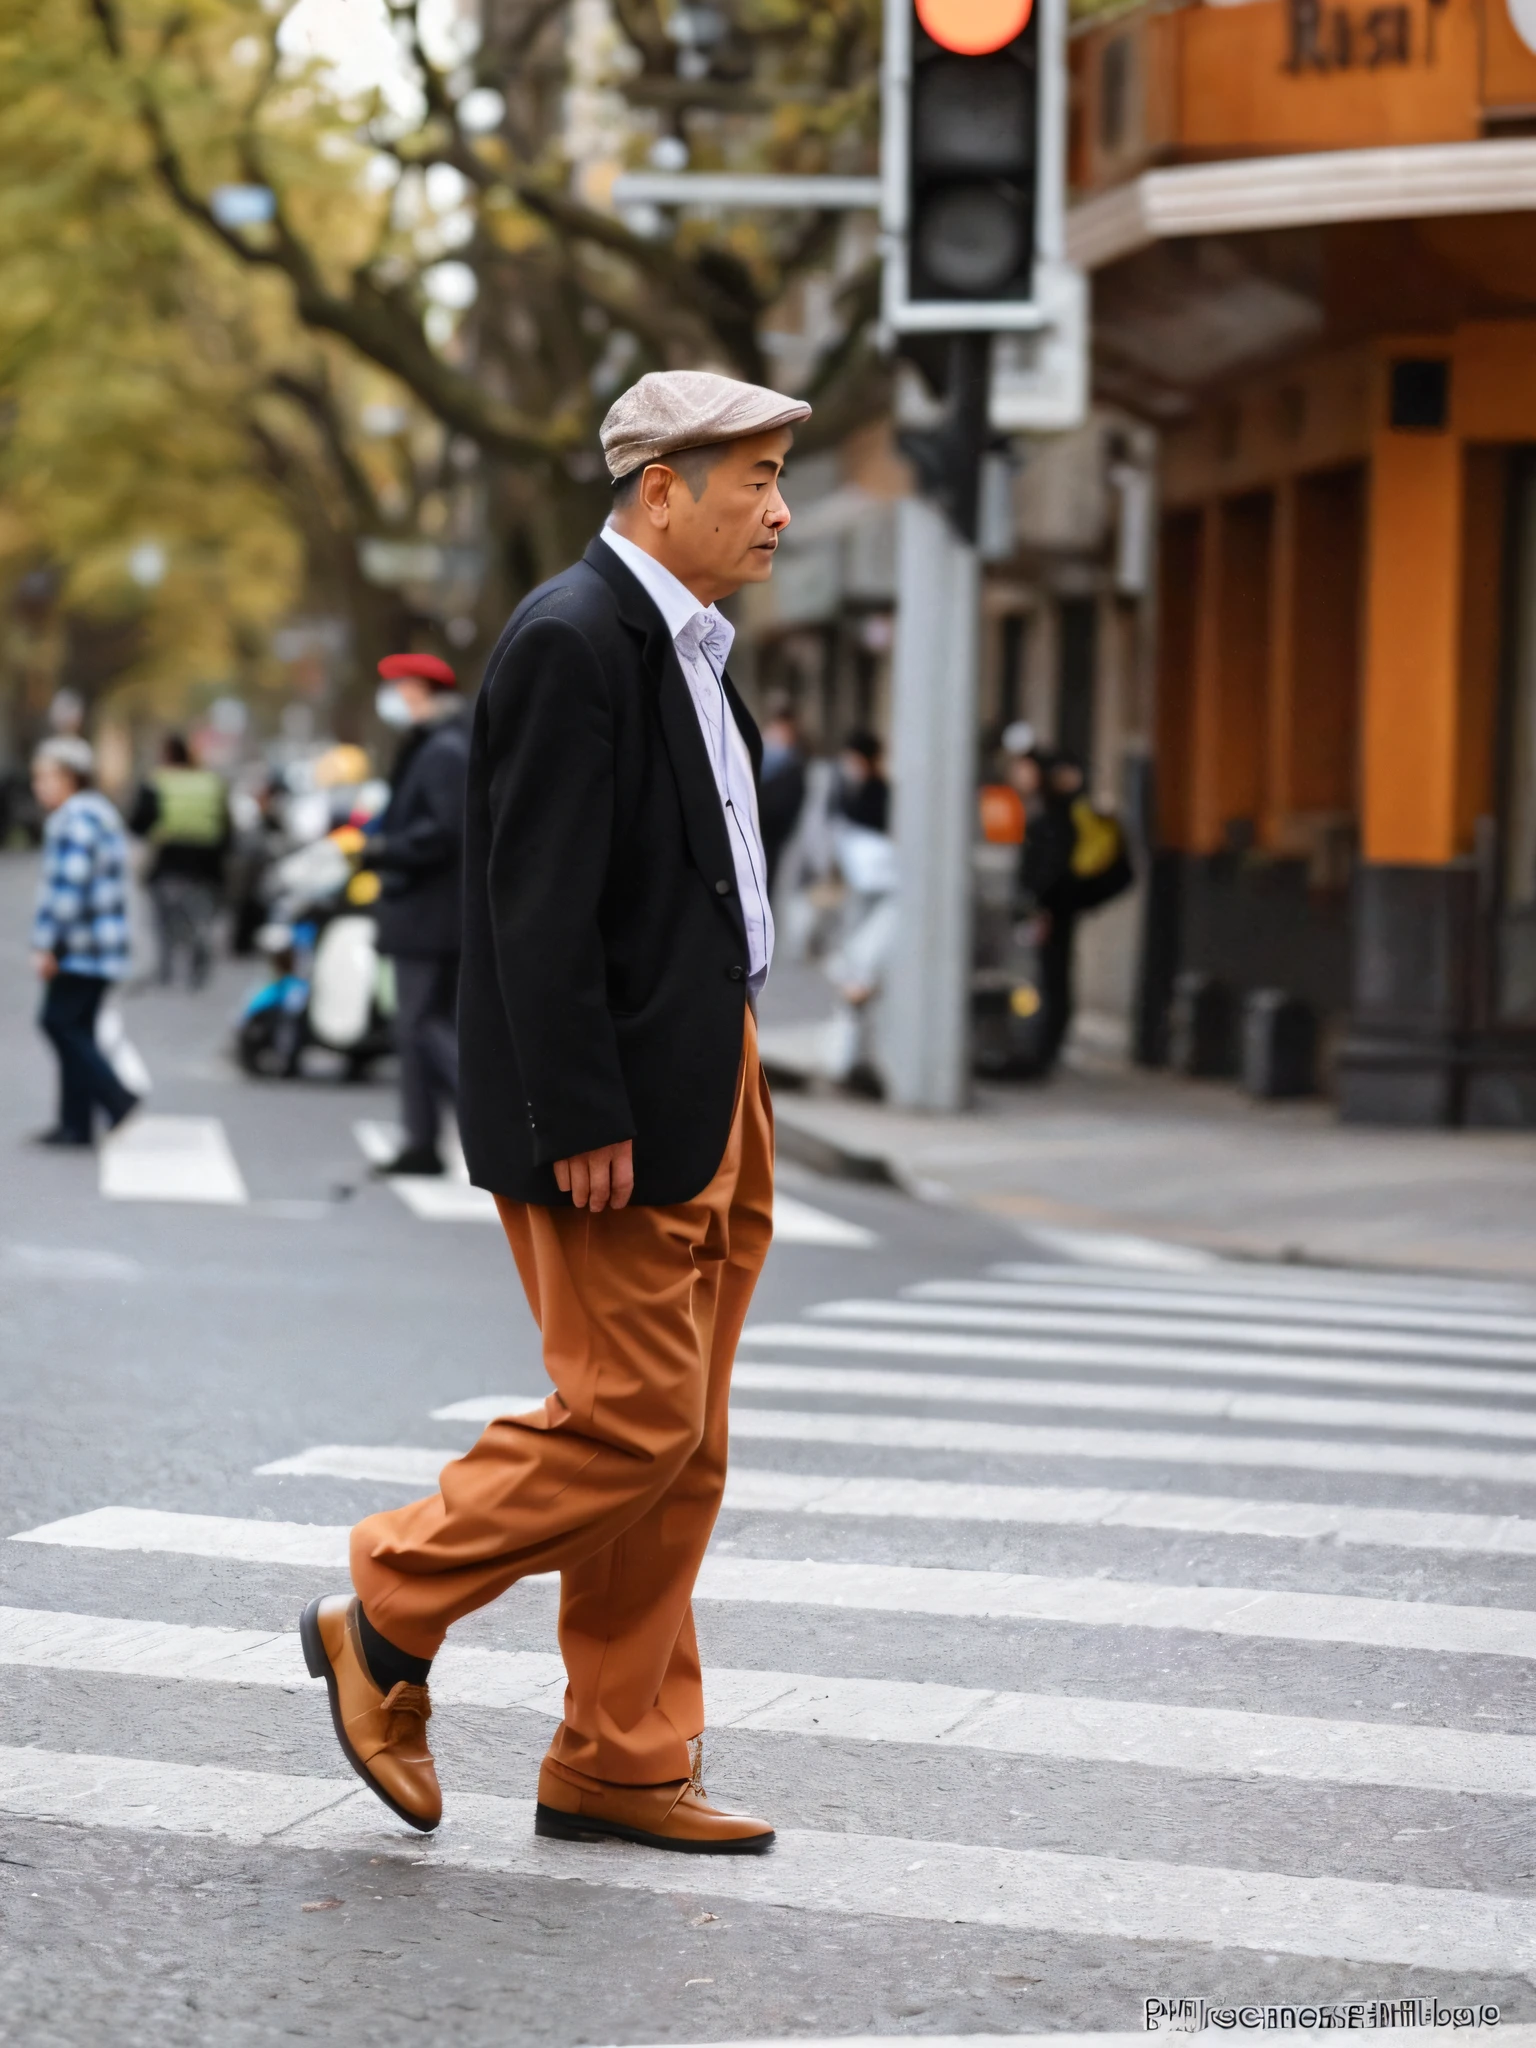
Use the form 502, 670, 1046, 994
1168, 972, 1236, 1077
1242, 989, 1318, 1099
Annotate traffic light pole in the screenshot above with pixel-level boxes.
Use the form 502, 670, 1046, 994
881, 334, 990, 1112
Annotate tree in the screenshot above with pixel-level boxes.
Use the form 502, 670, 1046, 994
76, 0, 889, 642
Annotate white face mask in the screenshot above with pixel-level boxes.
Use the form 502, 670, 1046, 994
375, 683, 414, 730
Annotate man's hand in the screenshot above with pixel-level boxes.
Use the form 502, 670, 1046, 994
554, 1140, 635, 1213
31, 951, 57, 982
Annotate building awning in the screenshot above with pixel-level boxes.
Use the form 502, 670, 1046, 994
1067, 137, 1536, 272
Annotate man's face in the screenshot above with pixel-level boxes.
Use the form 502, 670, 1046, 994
618, 427, 793, 605
32, 761, 74, 813
1006, 754, 1042, 797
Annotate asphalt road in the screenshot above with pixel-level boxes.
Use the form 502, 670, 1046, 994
1, 852, 1534, 2047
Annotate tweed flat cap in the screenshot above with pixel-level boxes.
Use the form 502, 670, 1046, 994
601, 370, 811, 480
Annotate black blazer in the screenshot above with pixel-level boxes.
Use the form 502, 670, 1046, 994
370, 706, 470, 958
458, 537, 763, 1206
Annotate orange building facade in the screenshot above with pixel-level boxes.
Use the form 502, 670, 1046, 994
1070, 0, 1536, 1119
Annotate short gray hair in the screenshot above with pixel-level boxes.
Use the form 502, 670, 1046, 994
33, 736, 95, 786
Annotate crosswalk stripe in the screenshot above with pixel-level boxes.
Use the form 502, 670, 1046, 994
1, 1745, 1530, 1969
768, 1327, 1536, 1401
772, 1195, 877, 1248
741, 1320, 1536, 1398
253, 1445, 1536, 1556
351, 1120, 874, 1244
991, 1258, 1536, 1313
914, 1277, 1536, 1343
99, 1115, 247, 1205
731, 1360, 1536, 1442
425, 1395, 1536, 1483
3, 1605, 1528, 1798
727, 1404, 1536, 1485
14, 1508, 1532, 1656
813, 1299, 1536, 1368
721, 1467, 1536, 1554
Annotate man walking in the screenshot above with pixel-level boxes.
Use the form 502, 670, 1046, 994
365, 652, 470, 1178
300, 370, 807, 1851
28, 737, 138, 1146
128, 735, 230, 989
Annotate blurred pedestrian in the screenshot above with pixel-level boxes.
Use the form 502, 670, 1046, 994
364, 653, 471, 1177
837, 728, 889, 832
1001, 731, 1132, 1076
758, 696, 806, 895
300, 367, 807, 1853
129, 735, 230, 989
824, 810, 898, 1096
28, 737, 138, 1147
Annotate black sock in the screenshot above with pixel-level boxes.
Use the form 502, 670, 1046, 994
357, 1606, 432, 1692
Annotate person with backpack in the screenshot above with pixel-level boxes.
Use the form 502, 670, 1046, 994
129, 734, 231, 989
1003, 731, 1133, 1076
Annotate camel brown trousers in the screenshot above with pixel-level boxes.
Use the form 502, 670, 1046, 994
350, 1012, 773, 1786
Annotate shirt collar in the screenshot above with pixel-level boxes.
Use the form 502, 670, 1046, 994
599, 526, 733, 662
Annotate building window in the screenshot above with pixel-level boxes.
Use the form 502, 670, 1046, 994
1389, 358, 1450, 431
1100, 36, 1130, 156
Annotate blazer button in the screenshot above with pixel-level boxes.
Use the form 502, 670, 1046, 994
715, 877, 732, 895
727, 964, 745, 982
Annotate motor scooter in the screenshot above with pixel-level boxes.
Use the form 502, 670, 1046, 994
234, 834, 396, 1080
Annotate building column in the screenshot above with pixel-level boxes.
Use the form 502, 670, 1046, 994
1337, 422, 1478, 1124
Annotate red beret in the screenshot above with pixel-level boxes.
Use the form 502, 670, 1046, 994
377, 652, 457, 688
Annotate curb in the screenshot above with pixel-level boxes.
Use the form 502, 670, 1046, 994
771, 1111, 903, 1190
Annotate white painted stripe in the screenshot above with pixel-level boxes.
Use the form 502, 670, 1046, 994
742, 1320, 1536, 1398
812, 1299, 1536, 1368
258, 1444, 457, 1485
11, 1507, 352, 1569
727, 1404, 1536, 1485
725, 1466, 1536, 1554
793, 1318, 1536, 1401
1, 1746, 1531, 1969
914, 1277, 1536, 1343
773, 1194, 877, 1248
389, 1178, 501, 1222
14, 1509, 1533, 1656
354, 1120, 873, 1244
353, 1119, 500, 1220
253, 1444, 1536, 1555
427, 1395, 1536, 1483
732, 1359, 1536, 1443
4, 1604, 1529, 1798
694, 1554, 1536, 1657
99, 1115, 247, 1205
991, 1258, 1536, 1312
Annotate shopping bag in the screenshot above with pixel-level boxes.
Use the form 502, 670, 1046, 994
96, 1001, 152, 1098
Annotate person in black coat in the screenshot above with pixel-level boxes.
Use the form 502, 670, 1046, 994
302, 370, 811, 1855
365, 651, 470, 1175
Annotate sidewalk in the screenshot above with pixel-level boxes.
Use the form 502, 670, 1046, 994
758, 1011, 1536, 1280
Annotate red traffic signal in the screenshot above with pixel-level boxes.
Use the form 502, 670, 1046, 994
916, 0, 1034, 55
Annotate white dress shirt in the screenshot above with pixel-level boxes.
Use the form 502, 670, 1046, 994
600, 525, 774, 992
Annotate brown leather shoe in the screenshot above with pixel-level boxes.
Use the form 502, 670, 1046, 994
300, 1595, 441, 1833
534, 1751, 774, 1854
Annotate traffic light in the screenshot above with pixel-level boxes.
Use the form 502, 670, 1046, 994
882, 0, 1052, 333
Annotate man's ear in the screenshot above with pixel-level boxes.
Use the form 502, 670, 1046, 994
638, 462, 675, 527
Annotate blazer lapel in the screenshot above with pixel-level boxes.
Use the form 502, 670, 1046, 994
584, 539, 746, 943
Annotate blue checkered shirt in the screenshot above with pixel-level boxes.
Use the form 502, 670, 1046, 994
31, 790, 132, 980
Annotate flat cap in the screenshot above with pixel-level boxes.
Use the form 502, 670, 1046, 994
601, 369, 811, 481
